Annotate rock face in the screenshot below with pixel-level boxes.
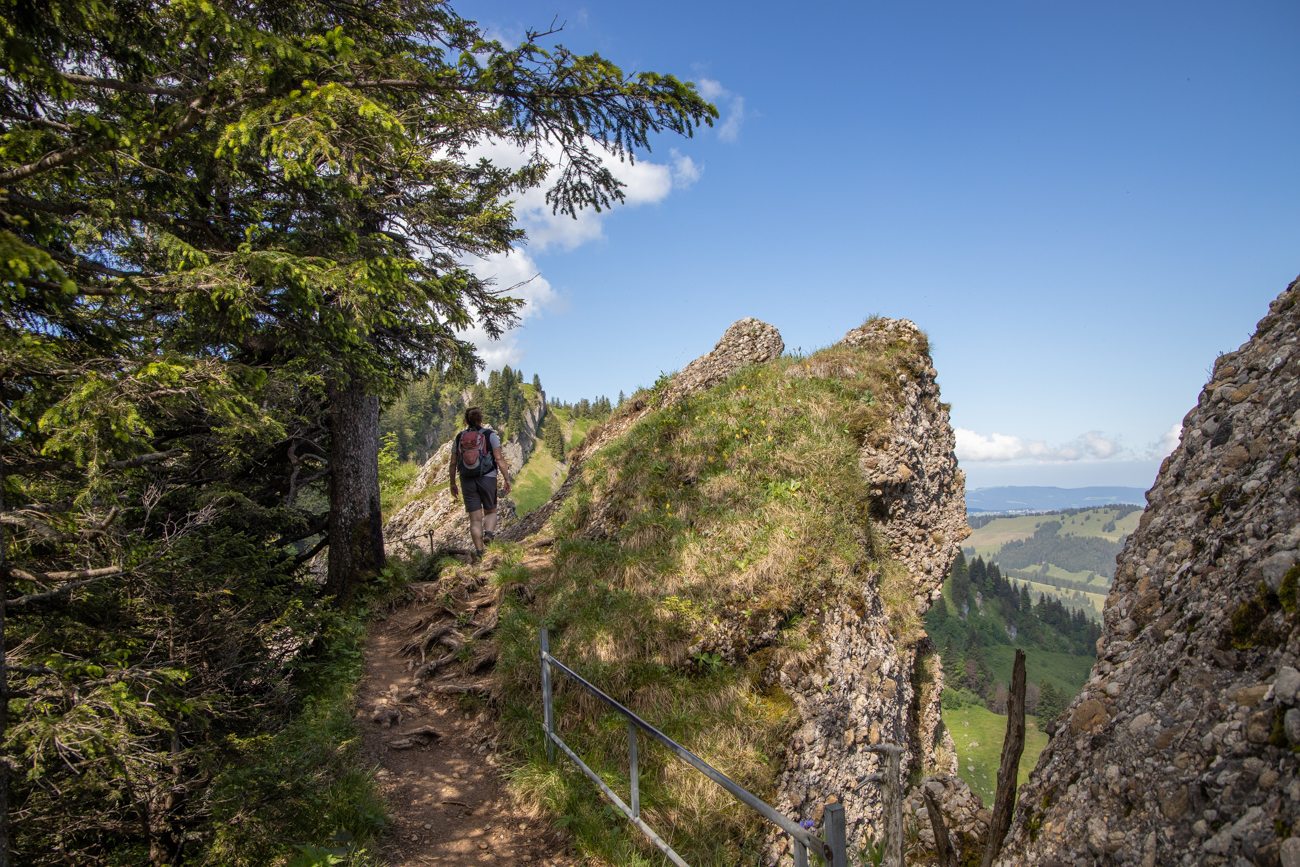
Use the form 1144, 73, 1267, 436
501, 394, 546, 474
500, 317, 786, 542
659, 317, 785, 404
765, 319, 967, 863
997, 275, 1300, 867
383, 391, 545, 553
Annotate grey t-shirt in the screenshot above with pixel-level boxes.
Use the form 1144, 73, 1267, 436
459, 428, 501, 478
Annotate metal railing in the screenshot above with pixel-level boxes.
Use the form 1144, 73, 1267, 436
540, 627, 849, 867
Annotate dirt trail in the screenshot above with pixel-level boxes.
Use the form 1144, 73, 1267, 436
355, 550, 574, 866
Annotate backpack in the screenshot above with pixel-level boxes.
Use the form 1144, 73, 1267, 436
456, 427, 495, 478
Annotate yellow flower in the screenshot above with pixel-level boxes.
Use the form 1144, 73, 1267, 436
767, 436, 772, 442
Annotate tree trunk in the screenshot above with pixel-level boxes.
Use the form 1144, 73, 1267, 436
923, 788, 959, 867
0, 436, 10, 867
982, 648, 1027, 867
325, 379, 385, 604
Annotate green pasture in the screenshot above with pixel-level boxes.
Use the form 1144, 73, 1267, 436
513, 443, 563, 515
947, 703, 1049, 805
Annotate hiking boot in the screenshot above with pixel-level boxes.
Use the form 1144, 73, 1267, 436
483, 530, 496, 546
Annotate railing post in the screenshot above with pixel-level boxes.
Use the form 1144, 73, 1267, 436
628, 720, 640, 818
793, 839, 808, 867
540, 627, 555, 764
883, 749, 903, 867
825, 802, 847, 867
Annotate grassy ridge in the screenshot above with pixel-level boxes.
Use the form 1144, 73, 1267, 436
493, 328, 933, 865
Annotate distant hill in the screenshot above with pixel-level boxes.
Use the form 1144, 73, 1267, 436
963, 505, 1142, 618
965, 485, 1147, 512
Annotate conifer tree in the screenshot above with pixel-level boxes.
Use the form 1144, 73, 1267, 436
0, 2, 716, 860
543, 414, 566, 461
1037, 680, 1065, 720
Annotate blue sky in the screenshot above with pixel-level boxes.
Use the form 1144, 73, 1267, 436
456, 0, 1300, 492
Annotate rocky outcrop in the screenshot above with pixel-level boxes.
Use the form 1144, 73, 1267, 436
996, 275, 1300, 867
501, 394, 546, 474
659, 317, 785, 404
383, 391, 545, 553
764, 319, 967, 863
499, 318, 786, 542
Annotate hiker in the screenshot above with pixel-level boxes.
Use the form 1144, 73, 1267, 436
448, 407, 512, 558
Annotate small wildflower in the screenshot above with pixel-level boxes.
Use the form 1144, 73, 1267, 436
767, 436, 772, 442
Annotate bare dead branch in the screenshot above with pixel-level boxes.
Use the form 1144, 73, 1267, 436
6, 567, 123, 607
105, 450, 183, 470
292, 535, 329, 568
924, 788, 959, 867
982, 648, 1027, 867
58, 72, 191, 97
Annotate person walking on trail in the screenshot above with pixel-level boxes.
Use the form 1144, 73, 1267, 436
448, 407, 512, 559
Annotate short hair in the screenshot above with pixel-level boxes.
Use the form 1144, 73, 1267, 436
464, 407, 484, 427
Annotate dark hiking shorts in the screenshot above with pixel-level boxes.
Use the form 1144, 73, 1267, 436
461, 473, 498, 514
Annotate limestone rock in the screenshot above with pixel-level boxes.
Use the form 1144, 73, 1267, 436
995, 274, 1300, 867
658, 317, 784, 406
1281, 837, 1300, 867
765, 319, 966, 862
1276, 666, 1300, 705
1070, 699, 1108, 735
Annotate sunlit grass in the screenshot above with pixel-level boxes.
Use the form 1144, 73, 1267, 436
945, 701, 1049, 805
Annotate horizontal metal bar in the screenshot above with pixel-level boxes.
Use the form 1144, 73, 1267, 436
548, 730, 689, 867
544, 652, 828, 857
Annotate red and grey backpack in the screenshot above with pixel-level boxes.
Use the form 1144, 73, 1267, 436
456, 427, 495, 478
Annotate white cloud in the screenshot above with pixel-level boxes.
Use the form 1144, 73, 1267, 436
956, 428, 1123, 463
466, 139, 697, 252
696, 78, 746, 143
459, 249, 561, 372
671, 148, 701, 187
1149, 422, 1183, 459
454, 137, 702, 367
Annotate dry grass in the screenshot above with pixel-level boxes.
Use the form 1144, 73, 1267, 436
492, 331, 933, 865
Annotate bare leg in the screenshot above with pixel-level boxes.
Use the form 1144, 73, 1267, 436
468, 508, 484, 553
484, 508, 498, 536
